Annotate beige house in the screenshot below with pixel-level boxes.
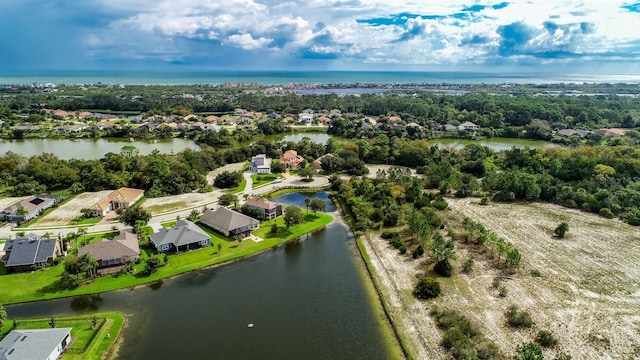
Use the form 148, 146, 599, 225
90, 187, 145, 217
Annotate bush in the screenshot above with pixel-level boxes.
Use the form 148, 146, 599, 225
388, 237, 403, 249
492, 276, 502, 289
536, 330, 558, 348
434, 259, 453, 277
598, 207, 614, 218
143, 257, 161, 276
413, 277, 441, 299
515, 342, 544, 360
431, 197, 449, 210
399, 244, 407, 254
530, 269, 542, 277
380, 231, 399, 240
412, 245, 424, 259
554, 221, 569, 238
462, 256, 475, 273
479, 196, 489, 205
498, 285, 508, 297
59, 271, 81, 290
506, 305, 533, 328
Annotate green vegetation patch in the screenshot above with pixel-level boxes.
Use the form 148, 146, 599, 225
252, 212, 332, 241
0, 312, 125, 360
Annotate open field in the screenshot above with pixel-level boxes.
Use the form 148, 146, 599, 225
363, 198, 640, 359
33, 191, 112, 227
141, 191, 220, 215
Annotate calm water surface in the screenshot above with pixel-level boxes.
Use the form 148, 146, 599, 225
0, 138, 200, 160
6, 193, 395, 360
430, 137, 559, 151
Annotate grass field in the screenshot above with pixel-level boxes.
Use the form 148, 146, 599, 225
0, 211, 333, 305
0, 312, 124, 360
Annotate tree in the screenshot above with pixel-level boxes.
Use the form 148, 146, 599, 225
214, 171, 243, 188
117, 205, 151, 227
515, 342, 544, 360
506, 248, 522, 271
143, 257, 161, 276
77, 227, 88, 246
270, 161, 285, 174
298, 166, 317, 181
0, 305, 7, 330
270, 223, 279, 234
284, 206, 304, 227
304, 197, 311, 214
309, 198, 327, 214
187, 209, 199, 222
80, 208, 94, 219
218, 193, 238, 207
49, 317, 56, 328
413, 277, 441, 299
241, 204, 263, 219
554, 221, 569, 238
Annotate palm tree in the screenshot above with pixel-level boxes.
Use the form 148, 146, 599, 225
77, 228, 88, 247
66, 232, 79, 252
304, 197, 311, 215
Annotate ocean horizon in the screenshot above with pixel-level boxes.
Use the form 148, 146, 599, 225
1, 70, 640, 86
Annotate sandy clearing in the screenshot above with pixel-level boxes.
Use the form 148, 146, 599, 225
364, 165, 418, 178
0, 196, 29, 211
363, 198, 640, 359
206, 162, 247, 184
33, 191, 113, 227
141, 191, 221, 215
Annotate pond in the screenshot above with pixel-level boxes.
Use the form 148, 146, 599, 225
6, 192, 398, 360
280, 133, 332, 144
0, 138, 200, 160
429, 137, 559, 151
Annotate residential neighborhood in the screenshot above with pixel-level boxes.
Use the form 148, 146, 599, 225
200, 207, 260, 239
149, 219, 210, 253
2, 233, 64, 272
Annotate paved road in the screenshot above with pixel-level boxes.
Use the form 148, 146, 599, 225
0, 174, 330, 239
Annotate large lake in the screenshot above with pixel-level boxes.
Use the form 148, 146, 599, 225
0, 138, 200, 160
6, 193, 400, 360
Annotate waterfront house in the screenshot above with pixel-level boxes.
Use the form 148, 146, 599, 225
78, 231, 140, 270
243, 198, 283, 220
596, 128, 627, 137
1, 195, 57, 223
0, 328, 72, 360
2, 234, 63, 272
149, 220, 210, 253
200, 207, 259, 239
298, 113, 314, 124
90, 187, 145, 217
458, 121, 479, 131
250, 154, 272, 174
280, 150, 305, 170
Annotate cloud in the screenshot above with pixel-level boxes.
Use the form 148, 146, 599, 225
226, 34, 273, 50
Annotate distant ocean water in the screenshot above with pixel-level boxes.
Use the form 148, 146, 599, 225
1, 70, 639, 85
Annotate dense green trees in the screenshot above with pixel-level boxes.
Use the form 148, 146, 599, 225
117, 205, 151, 227
284, 206, 304, 227
214, 171, 243, 188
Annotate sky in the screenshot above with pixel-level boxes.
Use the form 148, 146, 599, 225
1, 0, 640, 73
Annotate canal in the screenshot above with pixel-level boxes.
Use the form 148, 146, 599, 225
5, 193, 401, 360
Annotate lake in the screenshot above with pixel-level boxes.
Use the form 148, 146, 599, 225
5, 193, 399, 360
0, 138, 200, 160
429, 137, 559, 151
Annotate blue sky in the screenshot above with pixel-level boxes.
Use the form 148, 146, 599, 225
1, 0, 640, 72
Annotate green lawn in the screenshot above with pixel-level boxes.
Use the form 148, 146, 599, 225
74, 218, 101, 226
250, 174, 282, 188
231, 177, 247, 194
0, 210, 332, 305
0, 312, 125, 360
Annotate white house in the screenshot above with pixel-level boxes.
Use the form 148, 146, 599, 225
0, 328, 72, 360
458, 121, 479, 131
250, 154, 272, 174
298, 113, 314, 124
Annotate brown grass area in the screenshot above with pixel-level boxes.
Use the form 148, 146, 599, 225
364, 198, 640, 360
0, 196, 29, 210
141, 192, 219, 215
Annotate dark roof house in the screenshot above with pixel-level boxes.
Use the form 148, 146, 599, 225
2, 234, 63, 272
149, 220, 210, 253
200, 207, 259, 238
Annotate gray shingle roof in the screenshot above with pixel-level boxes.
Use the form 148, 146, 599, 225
200, 207, 259, 232
0, 328, 71, 360
3, 236, 58, 267
149, 220, 209, 248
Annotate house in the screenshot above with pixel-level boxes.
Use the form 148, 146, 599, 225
458, 121, 479, 131
596, 128, 627, 137
54, 125, 85, 133
388, 115, 402, 122
2, 234, 63, 272
302, 108, 315, 114
267, 112, 281, 119
556, 129, 590, 138
243, 198, 283, 220
329, 109, 342, 117
200, 207, 259, 239
90, 187, 145, 217
250, 154, 272, 174
1, 195, 57, 223
0, 328, 72, 360
443, 124, 458, 132
280, 150, 305, 169
298, 113, 314, 124
149, 220, 210, 253
317, 115, 331, 124
78, 231, 140, 270
313, 154, 334, 170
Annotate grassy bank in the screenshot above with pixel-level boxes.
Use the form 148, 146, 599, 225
0, 312, 125, 360
0, 212, 332, 305
334, 195, 411, 360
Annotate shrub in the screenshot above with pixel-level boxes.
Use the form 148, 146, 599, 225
412, 245, 424, 259
599, 207, 614, 218
462, 256, 475, 274
515, 342, 544, 360
554, 221, 569, 238
492, 276, 502, 289
530, 269, 542, 277
413, 277, 441, 299
498, 285, 508, 298
399, 244, 407, 254
479, 197, 489, 205
59, 271, 81, 290
143, 257, 161, 277
381, 231, 399, 240
431, 197, 449, 210
506, 305, 533, 328
434, 259, 453, 277
536, 330, 558, 348
554, 352, 572, 360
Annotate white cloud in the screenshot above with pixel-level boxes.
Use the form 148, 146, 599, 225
227, 34, 273, 50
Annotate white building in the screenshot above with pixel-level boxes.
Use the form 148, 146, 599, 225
250, 154, 272, 174
0, 328, 72, 360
